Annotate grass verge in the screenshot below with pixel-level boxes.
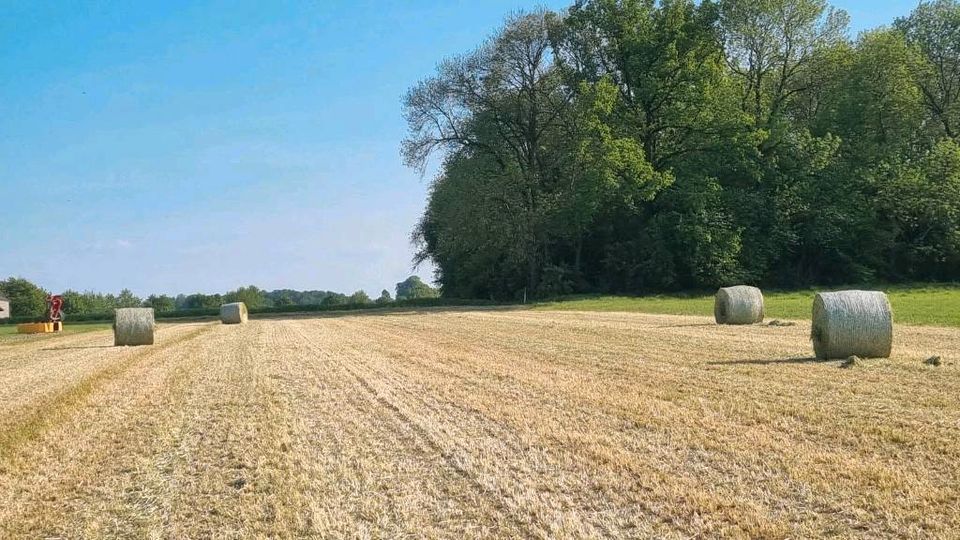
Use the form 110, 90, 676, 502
535, 283, 960, 327
0, 323, 112, 340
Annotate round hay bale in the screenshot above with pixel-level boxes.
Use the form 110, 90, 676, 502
114, 308, 155, 346
811, 290, 892, 360
714, 286, 764, 325
220, 302, 248, 325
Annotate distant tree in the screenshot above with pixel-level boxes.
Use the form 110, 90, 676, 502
143, 294, 176, 312
0, 277, 48, 318
321, 293, 348, 307
224, 286, 266, 309
62, 290, 96, 315
348, 290, 372, 304
376, 289, 393, 304
183, 293, 223, 310
116, 288, 142, 308
301, 291, 331, 304
395, 276, 439, 300
273, 291, 295, 307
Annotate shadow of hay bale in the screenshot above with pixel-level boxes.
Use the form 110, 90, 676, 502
706, 356, 820, 366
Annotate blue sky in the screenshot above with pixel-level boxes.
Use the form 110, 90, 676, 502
0, 0, 921, 297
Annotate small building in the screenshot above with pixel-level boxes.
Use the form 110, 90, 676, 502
0, 295, 9, 320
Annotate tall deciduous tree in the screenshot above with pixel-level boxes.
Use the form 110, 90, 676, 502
224, 286, 266, 309
719, 0, 848, 143
348, 290, 372, 304
404, 10, 573, 292
376, 290, 393, 304
395, 276, 439, 300
561, 0, 740, 169
116, 289, 142, 309
896, 0, 960, 139
0, 277, 48, 318
402, 0, 960, 297
143, 294, 176, 312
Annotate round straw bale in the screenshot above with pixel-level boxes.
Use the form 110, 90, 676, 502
114, 308, 155, 346
811, 290, 892, 359
714, 286, 764, 325
220, 302, 248, 324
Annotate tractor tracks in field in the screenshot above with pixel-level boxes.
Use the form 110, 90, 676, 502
0, 321, 285, 538
320, 315, 770, 538
0, 324, 213, 465
285, 321, 537, 538
342, 346, 536, 532
151, 321, 304, 538
342, 321, 618, 536
289, 319, 578, 539
342, 313, 960, 538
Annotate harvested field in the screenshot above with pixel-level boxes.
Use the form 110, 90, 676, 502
0, 309, 958, 538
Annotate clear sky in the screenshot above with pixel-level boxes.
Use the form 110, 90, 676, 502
0, 0, 922, 297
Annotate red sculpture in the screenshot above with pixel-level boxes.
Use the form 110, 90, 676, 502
47, 295, 64, 322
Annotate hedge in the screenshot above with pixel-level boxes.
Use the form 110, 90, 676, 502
0, 298, 497, 325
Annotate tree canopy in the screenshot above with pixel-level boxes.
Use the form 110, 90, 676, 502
0, 277, 49, 318
395, 276, 440, 300
0, 278, 409, 318
404, 0, 960, 299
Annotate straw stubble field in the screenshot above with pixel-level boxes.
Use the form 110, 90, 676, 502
0, 309, 958, 538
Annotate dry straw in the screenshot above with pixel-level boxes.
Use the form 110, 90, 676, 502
714, 286, 764, 325
220, 302, 249, 324
114, 308, 155, 346
811, 290, 893, 359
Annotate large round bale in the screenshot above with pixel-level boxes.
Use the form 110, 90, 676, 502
714, 286, 764, 325
114, 308, 155, 346
811, 290, 893, 359
220, 302, 248, 325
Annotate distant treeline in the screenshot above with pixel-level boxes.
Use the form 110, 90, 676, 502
0, 276, 438, 320
404, 0, 960, 299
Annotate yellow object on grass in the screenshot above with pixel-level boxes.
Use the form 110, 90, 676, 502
17, 322, 58, 334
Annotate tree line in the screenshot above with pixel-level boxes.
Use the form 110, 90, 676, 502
0, 276, 438, 319
404, 0, 960, 299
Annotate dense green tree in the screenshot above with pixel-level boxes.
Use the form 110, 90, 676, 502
321, 293, 348, 307
561, 0, 740, 169
395, 276, 440, 300
224, 286, 266, 309
557, 0, 748, 290
0, 277, 48, 318
143, 294, 176, 312
896, 0, 960, 139
719, 0, 848, 136
403, 0, 960, 296
62, 290, 108, 315
814, 30, 925, 158
376, 290, 393, 304
264, 289, 338, 306
405, 10, 582, 293
407, 8, 682, 297
272, 291, 296, 307
875, 139, 960, 279
182, 293, 223, 310
348, 290, 372, 304
116, 288, 142, 308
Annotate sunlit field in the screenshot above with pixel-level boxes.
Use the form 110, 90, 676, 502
1, 309, 957, 538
